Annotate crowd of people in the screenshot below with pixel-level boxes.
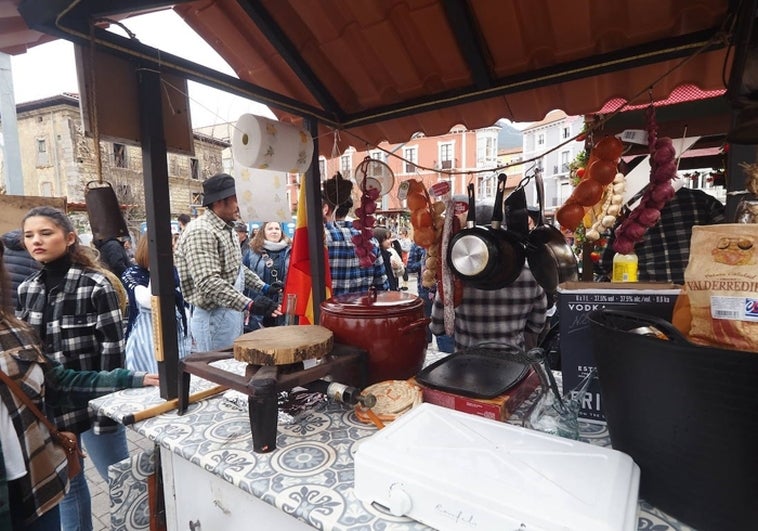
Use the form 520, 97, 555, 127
0, 174, 290, 530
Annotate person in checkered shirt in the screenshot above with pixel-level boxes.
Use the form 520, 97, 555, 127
322, 175, 389, 295
430, 202, 548, 353
16, 206, 134, 531
175, 174, 282, 352
597, 186, 725, 284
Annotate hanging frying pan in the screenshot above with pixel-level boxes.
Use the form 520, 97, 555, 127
504, 185, 529, 241
525, 169, 579, 292
448, 175, 525, 290
447, 183, 497, 282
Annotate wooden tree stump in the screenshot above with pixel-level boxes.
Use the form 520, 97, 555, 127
233, 325, 334, 365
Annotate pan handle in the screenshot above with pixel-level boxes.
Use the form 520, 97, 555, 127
534, 168, 546, 226
490, 174, 506, 228
465, 183, 476, 228
398, 317, 432, 334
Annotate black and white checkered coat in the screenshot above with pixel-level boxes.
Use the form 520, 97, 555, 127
16, 264, 125, 434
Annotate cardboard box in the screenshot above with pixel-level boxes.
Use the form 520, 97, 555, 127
558, 282, 680, 422
410, 368, 541, 422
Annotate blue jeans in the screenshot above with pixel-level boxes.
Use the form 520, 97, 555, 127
191, 306, 243, 352
27, 506, 60, 531
435, 333, 456, 353
59, 427, 129, 531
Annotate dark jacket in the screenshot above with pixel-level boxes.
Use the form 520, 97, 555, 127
96, 238, 131, 278
0, 230, 41, 308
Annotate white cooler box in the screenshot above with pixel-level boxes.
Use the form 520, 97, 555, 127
354, 403, 640, 531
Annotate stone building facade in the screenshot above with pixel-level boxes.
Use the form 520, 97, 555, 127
5, 93, 227, 231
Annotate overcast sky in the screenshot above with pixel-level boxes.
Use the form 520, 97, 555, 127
8, 9, 274, 128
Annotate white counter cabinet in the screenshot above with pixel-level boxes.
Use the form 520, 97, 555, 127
161, 447, 310, 531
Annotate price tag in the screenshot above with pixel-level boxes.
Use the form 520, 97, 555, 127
397, 180, 410, 201
453, 201, 469, 216
429, 181, 450, 198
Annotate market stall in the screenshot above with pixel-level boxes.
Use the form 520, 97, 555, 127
91, 353, 691, 531
4, 2, 758, 530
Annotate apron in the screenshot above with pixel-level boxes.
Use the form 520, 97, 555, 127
190, 267, 245, 352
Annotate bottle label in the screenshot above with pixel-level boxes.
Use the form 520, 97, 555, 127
613, 261, 638, 282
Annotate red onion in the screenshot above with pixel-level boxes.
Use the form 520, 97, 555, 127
613, 236, 635, 255
652, 145, 675, 165
650, 182, 675, 204
624, 220, 647, 240
637, 207, 661, 226
652, 161, 677, 183
641, 197, 666, 211
627, 208, 642, 222
654, 137, 674, 150
613, 105, 677, 250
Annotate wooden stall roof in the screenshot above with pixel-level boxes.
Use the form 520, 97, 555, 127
1, 0, 741, 156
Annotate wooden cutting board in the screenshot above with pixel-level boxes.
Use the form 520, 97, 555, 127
233, 325, 334, 365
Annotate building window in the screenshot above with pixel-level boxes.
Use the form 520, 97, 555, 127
190, 158, 200, 180
439, 143, 453, 169
40, 181, 53, 197
404, 147, 418, 173
562, 127, 571, 139
368, 150, 388, 176
318, 157, 326, 180
113, 143, 127, 168
561, 151, 570, 173
477, 135, 497, 167
340, 154, 352, 179
191, 191, 203, 206
480, 174, 495, 198
369, 150, 386, 164
36, 138, 49, 167
537, 133, 545, 146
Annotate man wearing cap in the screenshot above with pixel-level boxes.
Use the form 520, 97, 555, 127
234, 221, 252, 265
175, 173, 282, 351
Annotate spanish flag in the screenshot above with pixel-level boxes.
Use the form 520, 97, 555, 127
282, 183, 332, 325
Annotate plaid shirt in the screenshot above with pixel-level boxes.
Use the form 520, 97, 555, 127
598, 188, 725, 284
0, 320, 143, 525
325, 220, 388, 295
16, 264, 125, 434
406, 243, 436, 300
430, 266, 547, 352
175, 209, 265, 311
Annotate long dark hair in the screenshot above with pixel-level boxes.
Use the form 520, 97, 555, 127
21, 206, 99, 270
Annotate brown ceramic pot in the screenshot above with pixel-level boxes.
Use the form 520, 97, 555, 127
320, 289, 429, 385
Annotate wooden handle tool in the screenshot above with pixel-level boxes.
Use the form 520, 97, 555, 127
123, 385, 228, 425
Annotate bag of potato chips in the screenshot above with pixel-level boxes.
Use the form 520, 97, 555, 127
682, 224, 758, 352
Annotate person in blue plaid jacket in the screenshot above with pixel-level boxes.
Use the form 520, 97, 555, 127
322, 175, 388, 296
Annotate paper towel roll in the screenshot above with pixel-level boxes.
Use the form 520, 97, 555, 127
232, 114, 314, 173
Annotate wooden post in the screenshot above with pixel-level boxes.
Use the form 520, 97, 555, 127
137, 66, 179, 400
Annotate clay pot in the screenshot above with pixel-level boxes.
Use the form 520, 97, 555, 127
320, 289, 429, 384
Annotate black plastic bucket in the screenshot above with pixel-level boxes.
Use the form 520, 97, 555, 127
588, 309, 758, 531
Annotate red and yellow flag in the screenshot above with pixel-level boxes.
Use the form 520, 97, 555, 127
282, 183, 332, 325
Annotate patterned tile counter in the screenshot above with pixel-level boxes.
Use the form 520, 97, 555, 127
90, 357, 693, 530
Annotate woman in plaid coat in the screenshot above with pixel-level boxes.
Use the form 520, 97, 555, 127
16, 207, 129, 531
1, 235, 158, 530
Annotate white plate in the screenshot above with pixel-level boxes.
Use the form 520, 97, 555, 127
355, 158, 395, 196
